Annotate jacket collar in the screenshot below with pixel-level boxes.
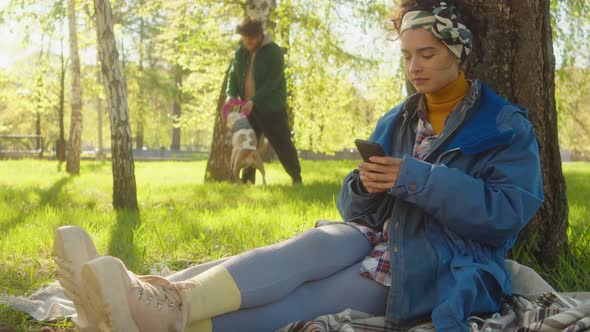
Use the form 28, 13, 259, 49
444, 81, 527, 155
371, 80, 527, 157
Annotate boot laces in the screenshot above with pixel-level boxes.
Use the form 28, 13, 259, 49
132, 274, 183, 312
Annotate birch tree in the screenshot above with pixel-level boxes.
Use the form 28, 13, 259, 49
65, 0, 83, 174
94, 0, 138, 210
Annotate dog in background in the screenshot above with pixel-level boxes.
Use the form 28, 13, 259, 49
222, 99, 266, 185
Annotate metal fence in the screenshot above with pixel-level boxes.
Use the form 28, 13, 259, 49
0, 135, 43, 159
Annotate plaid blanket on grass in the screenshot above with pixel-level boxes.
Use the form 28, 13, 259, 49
277, 292, 590, 332
276, 308, 435, 332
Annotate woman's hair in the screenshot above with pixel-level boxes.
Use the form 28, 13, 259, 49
391, 0, 474, 37
236, 17, 264, 37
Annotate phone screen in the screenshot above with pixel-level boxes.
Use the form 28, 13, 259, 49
354, 139, 385, 162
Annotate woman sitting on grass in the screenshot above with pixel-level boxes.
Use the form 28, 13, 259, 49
53, 1, 543, 331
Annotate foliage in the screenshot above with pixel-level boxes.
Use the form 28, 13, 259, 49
273, 0, 401, 152
1, 0, 589, 156
155, 1, 239, 144
552, 0, 590, 160
551, 0, 590, 69
0, 49, 62, 151
1, 0, 401, 154
556, 67, 590, 160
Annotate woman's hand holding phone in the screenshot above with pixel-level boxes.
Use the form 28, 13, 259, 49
354, 139, 403, 193
358, 156, 403, 193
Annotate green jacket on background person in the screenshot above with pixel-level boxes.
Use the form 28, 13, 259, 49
226, 35, 287, 113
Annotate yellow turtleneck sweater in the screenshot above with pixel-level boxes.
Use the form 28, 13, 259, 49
425, 71, 469, 135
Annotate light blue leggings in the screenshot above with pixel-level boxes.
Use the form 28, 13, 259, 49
167, 223, 388, 332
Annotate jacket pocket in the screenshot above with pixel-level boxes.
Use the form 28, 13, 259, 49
450, 254, 508, 295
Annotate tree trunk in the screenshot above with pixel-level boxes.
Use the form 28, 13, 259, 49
97, 91, 105, 160
66, 0, 83, 174
57, 38, 67, 162
135, 11, 145, 151
171, 65, 182, 151
135, 110, 144, 150
96, 58, 106, 161
205, 0, 277, 182
94, 0, 138, 210
458, 0, 568, 266
34, 45, 46, 157
35, 111, 41, 153
204, 65, 233, 182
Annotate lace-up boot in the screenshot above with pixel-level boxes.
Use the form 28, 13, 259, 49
81, 256, 190, 332
53, 226, 100, 331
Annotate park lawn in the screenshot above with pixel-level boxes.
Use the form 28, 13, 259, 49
0, 159, 589, 331
0, 159, 354, 330
511, 162, 590, 291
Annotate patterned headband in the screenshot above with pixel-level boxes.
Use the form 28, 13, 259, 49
400, 2, 472, 61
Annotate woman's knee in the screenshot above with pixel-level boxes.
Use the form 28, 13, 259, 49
298, 223, 369, 251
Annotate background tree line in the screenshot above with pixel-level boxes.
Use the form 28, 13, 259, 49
0, 0, 588, 265
1, 1, 588, 158
0, 0, 399, 157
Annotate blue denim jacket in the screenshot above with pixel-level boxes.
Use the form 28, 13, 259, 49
337, 81, 544, 331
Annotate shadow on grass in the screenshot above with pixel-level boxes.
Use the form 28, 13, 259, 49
192, 180, 343, 209
0, 176, 74, 242
107, 209, 143, 272
38, 177, 72, 206
284, 181, 343, 202
56, 161, 64, 173
81, 161, 110, 173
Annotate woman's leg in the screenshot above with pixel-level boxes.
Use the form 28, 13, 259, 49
199, 262, 388, 332
219, 223, 372, 308
165, 257, 229, 282
75, 223, 372, 331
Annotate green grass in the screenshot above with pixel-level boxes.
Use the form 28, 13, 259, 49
0, 159, 355, 331
0, 160, 588, 331
511, 162, 590, 291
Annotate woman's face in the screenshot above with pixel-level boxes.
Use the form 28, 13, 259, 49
400, 28, 460, 94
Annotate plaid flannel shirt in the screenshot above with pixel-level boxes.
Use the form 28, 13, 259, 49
349, 97, 439, 287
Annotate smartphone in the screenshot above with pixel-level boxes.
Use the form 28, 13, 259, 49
354, 139, 385, 162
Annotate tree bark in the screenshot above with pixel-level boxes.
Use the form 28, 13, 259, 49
204, 65, 233, 182
94, 0, 138, 210
34, 46, 44, 155
135, 11, 145, 151
171, 65, 182, 151
57, 38, 67, 162
66, 0, 83, 174
83, 1, 105, 161
135, 106, 145, 150
96, 57, 106, 161
205, 0, 277, 182
458, 0, 568, 266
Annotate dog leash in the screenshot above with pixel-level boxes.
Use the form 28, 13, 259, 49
222, 98, 250, 120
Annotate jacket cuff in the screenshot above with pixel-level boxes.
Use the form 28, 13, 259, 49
348, 170, 375, 197
390, 155, 431, 197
